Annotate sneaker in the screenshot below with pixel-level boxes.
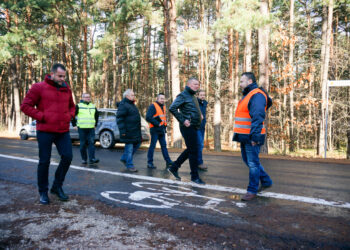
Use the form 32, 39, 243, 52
126, 167, 138, 173
191, 178, 205, 185
198, 164, 208, 171
39, 192, 50, 205
81, 160, 87, 165
241, 192, 257, 201
120, 159, 126, 166
147, 163, 157, 169
89, 158, 100, 164
168, 167, 181, 180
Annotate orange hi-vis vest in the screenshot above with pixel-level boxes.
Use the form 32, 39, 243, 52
234, 88, 267, 135
149, 102, 167, 128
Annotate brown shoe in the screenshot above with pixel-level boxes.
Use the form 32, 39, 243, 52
241, 192, 257, 201
198, 164, 208, 171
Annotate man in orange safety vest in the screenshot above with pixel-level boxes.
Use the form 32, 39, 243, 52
146, 93, 173, 169
233, 72, 273, 201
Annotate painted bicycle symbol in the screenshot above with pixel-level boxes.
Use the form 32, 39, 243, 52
101, 182, 243, 215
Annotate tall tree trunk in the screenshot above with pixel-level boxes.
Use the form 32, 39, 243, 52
347, 87, 350, 159
12, 13, 21, 132
244, 29, 252, 72
64, 37, 76, 103
233, 31, 240, 150
163, 1, 170, 110
167, 0, 182, 148
319, 0, 333, 157
258, 0, 270, 154
102, 57, 109, 108
112, 22, 118, 106
228, 29, 234, 147
7, 73, 14, 132
82, 0, 88, 93
213, 0, 222, 151
289, 0, 295, 152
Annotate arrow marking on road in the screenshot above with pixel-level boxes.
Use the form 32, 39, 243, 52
1, 153, 350, 209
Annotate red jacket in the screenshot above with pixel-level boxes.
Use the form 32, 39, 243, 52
21, 75, 75, 133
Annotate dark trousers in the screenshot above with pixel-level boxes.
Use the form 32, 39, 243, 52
173, 126, 199, 180
78, 128, 96, 161
147, 132, 171, 165
37, 131, 73, 193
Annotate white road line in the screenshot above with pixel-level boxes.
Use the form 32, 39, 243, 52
1, 153, 350, 209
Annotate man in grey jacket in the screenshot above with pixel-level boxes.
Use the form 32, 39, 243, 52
168, 78, 205, 185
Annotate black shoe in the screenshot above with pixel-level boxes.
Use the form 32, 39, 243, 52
89, 158, 99, 164
191, 178, 205, 185
166, 161, 173, 169
147, 163, 157, 169
82, 160, 87, 165
50, 186, 69, 201
168, 167, 181, 180
120, 159, 126, 166
39, 192, 50, 205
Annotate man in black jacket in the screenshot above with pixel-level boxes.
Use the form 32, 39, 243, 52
169, 78, 205, 185
116, 89, 142, 173
146, 93, 173, 169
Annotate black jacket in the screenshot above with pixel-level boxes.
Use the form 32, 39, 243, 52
146, 102, 167, 135
169, 86, 201, 129
116, 98, 142, 144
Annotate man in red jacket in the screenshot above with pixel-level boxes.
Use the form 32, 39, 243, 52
21, 63, 75, 205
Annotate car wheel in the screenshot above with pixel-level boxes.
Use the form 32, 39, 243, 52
20, 130, 28, 140
99, 130, 115, 149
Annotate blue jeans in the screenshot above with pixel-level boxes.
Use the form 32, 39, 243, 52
197, 129, 205, 165
78, 128, 96, 161
147, 132, 172, 165
240, 143, 272, 194
121, 142, 141, 168
37, 131, 73, 193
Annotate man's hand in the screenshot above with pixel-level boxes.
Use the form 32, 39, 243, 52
183, 120, 191, 127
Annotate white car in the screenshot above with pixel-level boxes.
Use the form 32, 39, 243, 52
19, 108, 150, 149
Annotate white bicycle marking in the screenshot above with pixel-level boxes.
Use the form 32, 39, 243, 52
101, 182, 244, 214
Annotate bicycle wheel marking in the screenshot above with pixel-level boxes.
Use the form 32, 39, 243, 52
101, 182, 246, 214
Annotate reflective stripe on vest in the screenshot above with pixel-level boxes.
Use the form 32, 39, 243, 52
233, 88, 267, 134
149, 102, 167, 128
77, 103, 96, 128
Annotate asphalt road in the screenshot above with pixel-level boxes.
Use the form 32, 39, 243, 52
0, 137, 350, 248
